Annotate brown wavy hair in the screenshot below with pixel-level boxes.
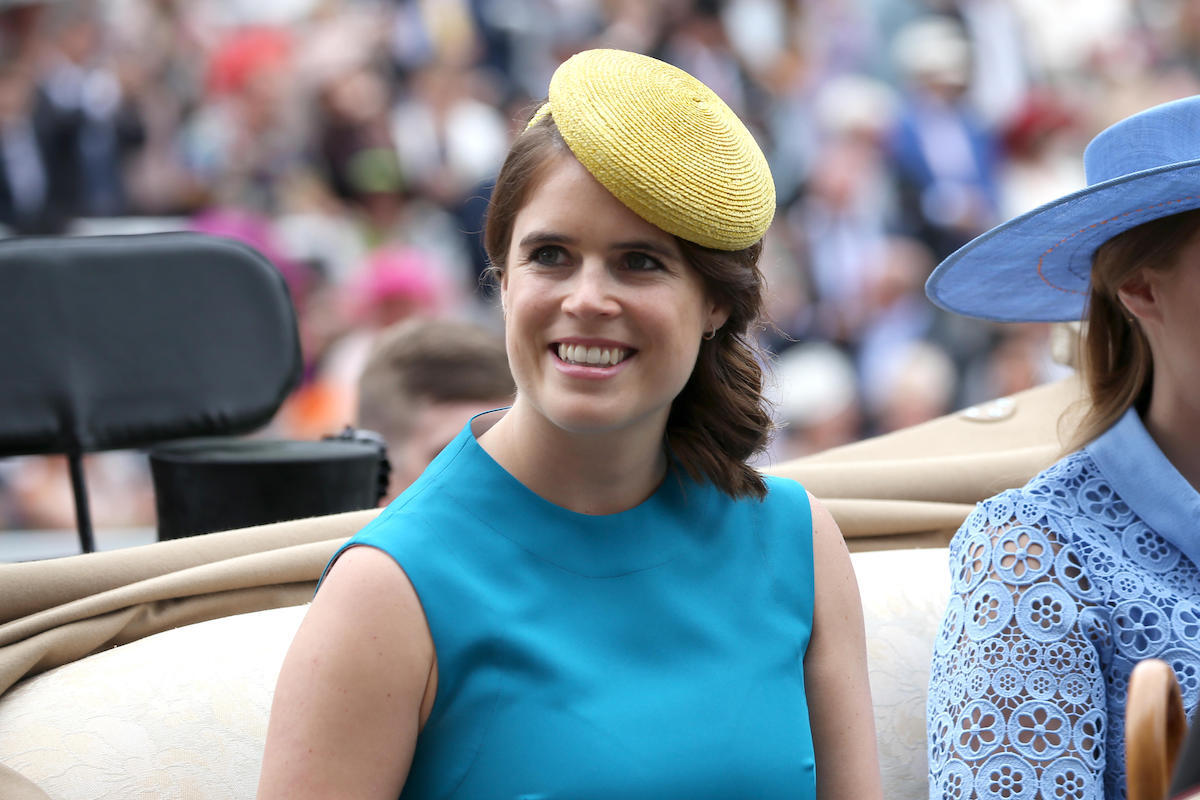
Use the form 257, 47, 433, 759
1068, 208, 1200, 449
483, 115, 772, 499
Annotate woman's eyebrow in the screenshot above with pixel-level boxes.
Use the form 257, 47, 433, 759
517, 231, 576, 248
611, 239, 677, 257
518, 232, 677, 258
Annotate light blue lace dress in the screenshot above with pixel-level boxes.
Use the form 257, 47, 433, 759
927, 407, 1200, 800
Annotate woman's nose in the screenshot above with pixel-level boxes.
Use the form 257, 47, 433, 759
561, 261, 620, 317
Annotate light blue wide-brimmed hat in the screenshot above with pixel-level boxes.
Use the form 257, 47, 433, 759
926, 94, 1200, 322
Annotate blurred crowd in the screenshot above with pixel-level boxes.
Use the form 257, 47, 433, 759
1, 0, 1198, 533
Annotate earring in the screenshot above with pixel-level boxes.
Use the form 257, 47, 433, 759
703, 325, 717, 341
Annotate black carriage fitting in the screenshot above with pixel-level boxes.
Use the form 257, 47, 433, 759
0, 232, 302, 553
148, 435, 386, 541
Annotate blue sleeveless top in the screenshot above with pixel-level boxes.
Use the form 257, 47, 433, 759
324, 416, 817, 799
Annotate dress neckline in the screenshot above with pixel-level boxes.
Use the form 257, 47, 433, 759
409, 413, 718, 577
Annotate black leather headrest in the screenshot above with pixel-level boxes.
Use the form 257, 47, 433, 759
0, 232, 302, 455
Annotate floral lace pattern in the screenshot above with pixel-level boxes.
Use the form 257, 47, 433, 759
927, 450, 1200, 800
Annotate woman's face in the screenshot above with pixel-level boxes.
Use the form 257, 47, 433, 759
1137, 233, 1200, 410
500, 153, 727, 439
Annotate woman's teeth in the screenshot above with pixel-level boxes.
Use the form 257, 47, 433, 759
557, 343, 629, 366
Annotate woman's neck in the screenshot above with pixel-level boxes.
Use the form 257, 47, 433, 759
1144, 380, 1200, 492
475, 404, 669, 515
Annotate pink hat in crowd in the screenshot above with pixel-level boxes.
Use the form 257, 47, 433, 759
351, 245, 450, 324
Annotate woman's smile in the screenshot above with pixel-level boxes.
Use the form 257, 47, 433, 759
551, 338, 636, 381
554, 342, 632, 368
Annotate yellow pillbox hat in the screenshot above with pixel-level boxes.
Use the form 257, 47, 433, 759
530, 49, 775, 251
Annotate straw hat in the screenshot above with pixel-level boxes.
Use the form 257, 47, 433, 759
529, 49, 775, 251
926, 94, 1200, 322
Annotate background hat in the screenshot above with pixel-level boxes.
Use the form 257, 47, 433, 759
926, 94, 1200, 322
892, 16, 971, 88
540, 48, 775, 251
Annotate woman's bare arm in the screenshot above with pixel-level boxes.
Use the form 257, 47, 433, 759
803, 492, 883, 800
257, 546, 436, 799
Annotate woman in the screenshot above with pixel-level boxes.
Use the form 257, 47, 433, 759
258, 49, 881, 799
925, 94, 1200, 800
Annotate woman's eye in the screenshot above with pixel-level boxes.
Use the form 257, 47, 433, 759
530, 245, 567, 266
624, 252, 663, 272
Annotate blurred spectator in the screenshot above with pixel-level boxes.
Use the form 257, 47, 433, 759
286, 244, 459, 440
389, 61, 508, 210
958, 0, 1031, 126
794, 73, 901, 342
1010, 0, 1130, 78
720, 0, 789, 78
0, 51, 90, 234
348, 244, 457, 331
995, 89, 1086, 218
856, 235, 937, 412
965, 322, 1071, 406
1, 5, 149, 234
661, 0, 750, 116
357, 317, 514, 499
797, 0, 882, 80
769, 341, 864, 461
887, 15, 1000, 261
178, 25, 306, 213
40, 7, 146, 218
313, 63, 397, 213
868, 339, 956, 434
389, 0, 483, 75
102, 0, 212, 216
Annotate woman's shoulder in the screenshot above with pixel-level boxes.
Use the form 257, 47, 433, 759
959, 446, 1102, 538
946, 445, 1142, 598
761, 473, 813, 506
754, 475, 818, 533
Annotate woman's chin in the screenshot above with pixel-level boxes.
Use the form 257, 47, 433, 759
540, 402, 665, 439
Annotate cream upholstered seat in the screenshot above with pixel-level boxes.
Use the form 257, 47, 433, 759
0, 547, 950, 800
0, 605, 306, 800
854, 548, 950, 796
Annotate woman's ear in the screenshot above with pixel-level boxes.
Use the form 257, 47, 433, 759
707, 302, 731, 335
1116, 269, 1159, 324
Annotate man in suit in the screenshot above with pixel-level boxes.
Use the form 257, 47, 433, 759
0, 57, 81, 235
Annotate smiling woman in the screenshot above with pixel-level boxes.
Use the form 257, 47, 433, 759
258, 49, 881, 800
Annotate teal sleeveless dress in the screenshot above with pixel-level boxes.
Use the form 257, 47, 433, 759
323, 417, 818, 799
